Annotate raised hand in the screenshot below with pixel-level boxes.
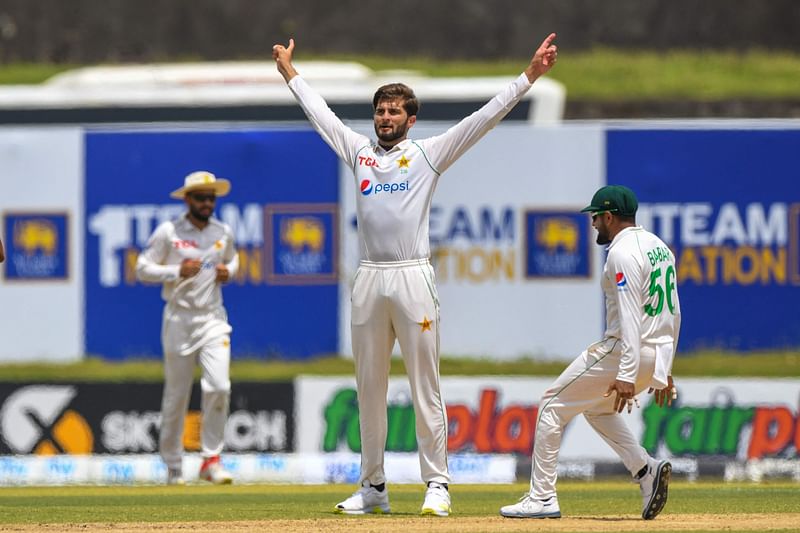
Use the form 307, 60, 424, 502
272, 38, 298, 82
525, 33, 558, 82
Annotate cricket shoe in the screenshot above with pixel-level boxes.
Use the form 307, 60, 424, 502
639, 457, 671, 520
500, 494, 561, 518
166, 467, 185, 486
420, 482, 451, 516
334, 482, 390, 514
198, 456, 233, 485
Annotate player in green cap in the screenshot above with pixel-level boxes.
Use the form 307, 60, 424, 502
501, 184, 681, 520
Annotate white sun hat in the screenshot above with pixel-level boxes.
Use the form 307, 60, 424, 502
170, 170, 231, 199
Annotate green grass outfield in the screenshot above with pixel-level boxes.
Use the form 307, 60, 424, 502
0, 481, 797, 531
0, 351, 798, 382
0, 482, 800, 533
2, 49, 800, 101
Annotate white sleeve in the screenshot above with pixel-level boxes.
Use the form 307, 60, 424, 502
136, 222, 181, 283
287, 76, 370, 170
670, 298, 682, 376
222, 225, 239, 279
608, 249, 645, 384
420, 73, 533, 174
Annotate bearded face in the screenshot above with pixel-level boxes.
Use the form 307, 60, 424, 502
373, 98, 415, 146
592, 212, 612, 245
185, 190, 216, 222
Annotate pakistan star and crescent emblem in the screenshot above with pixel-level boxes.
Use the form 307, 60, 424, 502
397, 155, 411, 168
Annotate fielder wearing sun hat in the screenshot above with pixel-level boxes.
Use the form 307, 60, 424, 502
580, 184, 638, 216
170, 171, 231, 199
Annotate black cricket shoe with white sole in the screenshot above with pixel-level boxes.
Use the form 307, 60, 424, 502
638, 458, 671, 520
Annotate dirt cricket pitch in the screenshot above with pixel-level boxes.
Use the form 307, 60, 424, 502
2, 514, 798, 532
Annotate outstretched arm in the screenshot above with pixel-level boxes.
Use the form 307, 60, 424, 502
271, 37, 368, 169
524, 33, 558, 83
421, 33, 559, 174
272, 38, 298, 83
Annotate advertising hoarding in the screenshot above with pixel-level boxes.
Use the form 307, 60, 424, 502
607, 128, 800, 351
2, 124, 800, 362
297, 376, 800, 462
84, 129, 340, 359
0, 128, 83, 362
0, 382, 295, 455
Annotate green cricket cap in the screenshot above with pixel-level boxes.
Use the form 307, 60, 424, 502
580, 185, 638, 216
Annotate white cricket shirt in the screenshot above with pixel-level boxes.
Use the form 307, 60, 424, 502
288, 73, 533, 262
136, 214, 239, 311
602, 226, 682, 388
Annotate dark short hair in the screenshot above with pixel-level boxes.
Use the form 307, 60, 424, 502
373, 83, 419, 117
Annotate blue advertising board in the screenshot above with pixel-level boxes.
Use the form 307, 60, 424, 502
607, 129, 800, 351
85, 129, 339, 359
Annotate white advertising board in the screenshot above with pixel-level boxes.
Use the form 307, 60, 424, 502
0, 128, 84, 362
338, 123, 605, 360
297, 375, 800, 463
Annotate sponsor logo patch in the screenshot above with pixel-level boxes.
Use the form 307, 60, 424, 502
265, 203, 338, 285
3, 212, 69, 281
359, 179, 410, 196
524, 210, 591, 279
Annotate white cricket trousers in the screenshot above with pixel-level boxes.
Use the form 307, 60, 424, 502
159, 306, 232, 471
530, 337, 656, 499
351, 258, 450, 486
